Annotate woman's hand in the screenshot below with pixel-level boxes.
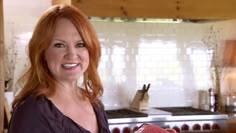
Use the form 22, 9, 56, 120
134, 124, 176, 133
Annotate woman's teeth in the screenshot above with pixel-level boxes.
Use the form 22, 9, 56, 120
63, 63, 78, 68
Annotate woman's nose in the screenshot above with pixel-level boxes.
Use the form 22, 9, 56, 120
65, 47, 77, 58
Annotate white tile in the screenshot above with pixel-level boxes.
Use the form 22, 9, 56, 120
4, 2, 236, 107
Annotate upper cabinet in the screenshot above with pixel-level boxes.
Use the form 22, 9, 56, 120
222, 40, 236, 67
68, 0, 236, 19
52, 0, 71, 5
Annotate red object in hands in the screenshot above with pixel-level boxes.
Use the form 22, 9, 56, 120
136, 124, 176, 133
172, 126, 180, 133
165, 129, 177, 133
133, 126, 140, 132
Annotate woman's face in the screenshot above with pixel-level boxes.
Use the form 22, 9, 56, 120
44, 18, 89, 82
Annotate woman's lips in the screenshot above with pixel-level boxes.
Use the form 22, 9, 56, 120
62, 63, 79, 69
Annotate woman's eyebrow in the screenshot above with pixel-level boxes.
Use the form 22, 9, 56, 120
77, 39, 83, 42
54, 38, 66, 42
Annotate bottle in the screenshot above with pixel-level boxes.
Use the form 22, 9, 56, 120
214, 93, 219, 112
209, 88, 218, 112
199, 90, 209, 110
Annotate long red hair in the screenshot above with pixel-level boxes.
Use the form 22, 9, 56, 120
12, 4, 103, 108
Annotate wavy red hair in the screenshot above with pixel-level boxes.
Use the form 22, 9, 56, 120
12, 4, 103, 108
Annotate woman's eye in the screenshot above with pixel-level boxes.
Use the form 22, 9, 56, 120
76, 42, 85, 48
54, 43, 65, 48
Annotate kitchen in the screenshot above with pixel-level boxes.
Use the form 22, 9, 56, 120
1, 0, 236, 133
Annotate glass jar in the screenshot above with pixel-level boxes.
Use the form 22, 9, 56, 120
225, 93, 236, 116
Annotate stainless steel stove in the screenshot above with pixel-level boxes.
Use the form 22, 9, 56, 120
155, 107, 221, 116
105, 107, 228, 133
106, 109, 148, 119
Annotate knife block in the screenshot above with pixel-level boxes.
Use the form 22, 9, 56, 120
130, 90, 149, 111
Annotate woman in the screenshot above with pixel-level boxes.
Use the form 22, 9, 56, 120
8, 4, 110, 133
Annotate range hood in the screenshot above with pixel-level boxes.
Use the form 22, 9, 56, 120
182, 19, 227, 23
89, 17, 225, 23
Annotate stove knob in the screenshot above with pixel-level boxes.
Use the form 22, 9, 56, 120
123, 127, 131, 133
203, 123, 211, 130
193, 124, 201, 130
181, 124, 189, 131
112, 127, 120, 133
212, 123, 221, 130
172, 126, 180, 133
133, 126, 139, 132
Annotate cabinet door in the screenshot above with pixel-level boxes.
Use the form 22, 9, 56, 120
222, 40, 236, 67
227, 118, 236, 133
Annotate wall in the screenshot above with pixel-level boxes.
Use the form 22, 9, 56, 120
94, 20, 235, 109
4, 0, 51, 91
4, 0, 236, 110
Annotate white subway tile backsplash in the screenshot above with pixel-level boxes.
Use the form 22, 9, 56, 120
4, 1, 236, 109
93, 21, 232, 108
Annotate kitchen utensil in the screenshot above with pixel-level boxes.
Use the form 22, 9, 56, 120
131, 83, 151, 110
141, 83, 150, 101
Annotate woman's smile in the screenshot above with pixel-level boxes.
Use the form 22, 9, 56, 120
44, 18, 89, 82
62, 63, 80, 70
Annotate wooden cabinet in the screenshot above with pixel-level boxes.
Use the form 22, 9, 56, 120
53, 0, 236, 19
71, 0, 236, 19
222, 40, 236, 67
52, 0, 71, 5
227, 117, 236, 133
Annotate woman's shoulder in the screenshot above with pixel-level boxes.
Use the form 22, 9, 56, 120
8, 95, 57, 133
12, 94, 64, 121
12, 95, 45, 116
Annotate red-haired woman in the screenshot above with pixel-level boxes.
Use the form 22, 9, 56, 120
8, 4, 110, 133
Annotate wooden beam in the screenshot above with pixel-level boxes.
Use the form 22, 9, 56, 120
179, 0, 236, 19
72, 0, 236, 19
0, 0, 4, 132
52, 0, 72, 5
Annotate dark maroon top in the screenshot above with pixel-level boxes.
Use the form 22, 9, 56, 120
8, 95, 111, 133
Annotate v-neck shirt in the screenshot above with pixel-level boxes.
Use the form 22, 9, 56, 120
8, 95, 111, 133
